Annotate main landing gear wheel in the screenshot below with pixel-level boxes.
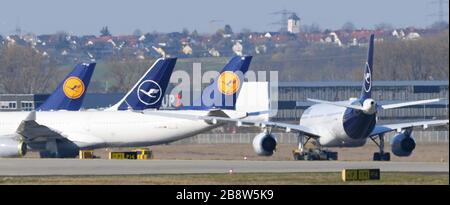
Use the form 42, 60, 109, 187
293, 151, 306, 160
373, 152, 390, 161
39, 151, 57, 158
370, 134, 391, 161
292, 135, 338, 161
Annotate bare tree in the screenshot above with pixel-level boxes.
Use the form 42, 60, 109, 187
374, 22, 393, 31
0, 44, 58, 94
342, 22, 356, 31
375, 31, 449, 80
100, 26, 112, 37
105, 51, 155, 93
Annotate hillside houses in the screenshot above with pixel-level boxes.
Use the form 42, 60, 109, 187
0, 25, 446, 64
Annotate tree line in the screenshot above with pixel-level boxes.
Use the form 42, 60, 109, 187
0, 45, 60, 93
0, 30, 448, 94
251, 30, 449, 81
374, 31, 449, 80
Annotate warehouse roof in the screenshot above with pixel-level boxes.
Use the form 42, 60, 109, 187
278, 81, 449, 87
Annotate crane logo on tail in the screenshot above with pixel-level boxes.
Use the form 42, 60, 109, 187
364, 62, 372, 93
137, 80, 162, 105
63, 77, 85, 99
217, 71, 240, 95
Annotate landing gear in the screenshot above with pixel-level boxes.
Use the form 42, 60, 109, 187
39, 150, 57, 158
40, 139, 58, 158
373, 152, 390, 161
292, 135, 338, 161
370, 134, 391, 161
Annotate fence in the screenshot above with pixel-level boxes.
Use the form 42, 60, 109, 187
174, 131, 449, 144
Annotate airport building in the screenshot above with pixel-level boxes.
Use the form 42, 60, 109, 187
0, 94, 49, 111
1, 80, 448, 123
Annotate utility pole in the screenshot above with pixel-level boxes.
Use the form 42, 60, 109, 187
269, 9, 294, 33
14, 17, 22, 36
209, 19, 224, 34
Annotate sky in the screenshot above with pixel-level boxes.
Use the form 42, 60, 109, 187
0, 0, 446, 35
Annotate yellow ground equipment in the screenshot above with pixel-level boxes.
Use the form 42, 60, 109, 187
109, 151, 138, 160
79, 150, 95, 159
109, 148, 152, 160
133, 148, 153, 160
341, 169, 380, 181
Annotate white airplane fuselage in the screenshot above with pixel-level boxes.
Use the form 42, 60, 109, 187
0, 110, 220, 149
299, 100, 374, 147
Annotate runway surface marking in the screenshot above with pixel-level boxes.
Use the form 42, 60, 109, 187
0, 159, 448, 176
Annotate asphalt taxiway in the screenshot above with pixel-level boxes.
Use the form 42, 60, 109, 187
0, 159, 448, 176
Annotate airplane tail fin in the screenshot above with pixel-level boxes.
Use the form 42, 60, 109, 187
190, 56, 252, 110
109, 58, 177, 110
359, 34, 374, 103
38, 63, 96, 111
235, 82, 270, 121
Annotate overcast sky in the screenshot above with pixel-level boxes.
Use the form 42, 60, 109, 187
0, 0, 446, 35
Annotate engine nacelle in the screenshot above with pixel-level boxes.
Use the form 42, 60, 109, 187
0, 136, 27, 158
252, 132, 277, 156
362, 98, 377, 115
391, 132, 416, 157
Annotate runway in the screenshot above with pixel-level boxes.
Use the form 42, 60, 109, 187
0, 159, 448, 176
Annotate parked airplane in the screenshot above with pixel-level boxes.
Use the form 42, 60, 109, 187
37, 58, 176, 113
37, 63, 96, 111
107, 58, 177, 111
165, 34, 448, 161
0, 58, 174, 157
0, 56, 265, 158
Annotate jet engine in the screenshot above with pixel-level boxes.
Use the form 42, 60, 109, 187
391, 131, 416, 157
362, 98, 377, 115
0, 136, 27, 158
252, 132, 277, 156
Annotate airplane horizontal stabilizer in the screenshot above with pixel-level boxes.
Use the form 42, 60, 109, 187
306, 98, 365, 110
379, 99, 442, 110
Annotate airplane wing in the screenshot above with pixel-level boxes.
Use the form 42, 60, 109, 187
369, 119, 449, 137
16, 111, 104, 148
379, 99, 441, 110
145, 110, 321, 138
16, 111, 64, 142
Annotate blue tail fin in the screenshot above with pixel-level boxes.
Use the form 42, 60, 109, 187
359, 34, 374, 103
189, 56, 253, 110
111, 58, 177, 110
38, 63, 96, 111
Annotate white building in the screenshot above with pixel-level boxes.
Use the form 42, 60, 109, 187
182, 44, 193, 55
324, 32, 342, 47
209, 48, 220, 57
287, 13, 301, 34
232, 41, 243, 56
406, 32, 421, 40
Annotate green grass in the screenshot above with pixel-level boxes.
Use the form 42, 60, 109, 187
1, 172, 448, 185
